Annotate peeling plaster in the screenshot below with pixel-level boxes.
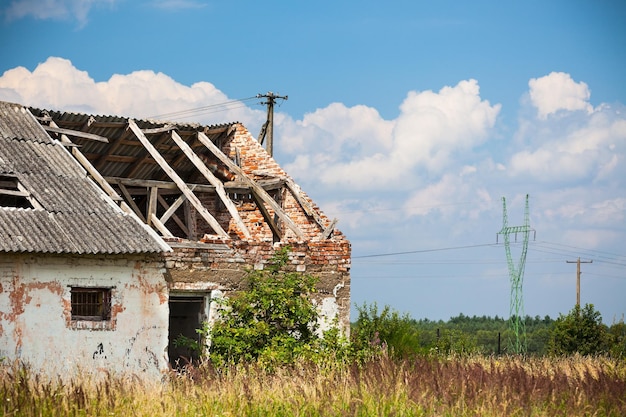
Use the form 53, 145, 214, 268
0, 254, 169, 380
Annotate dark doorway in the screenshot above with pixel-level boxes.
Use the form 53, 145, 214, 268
168, 295, 206, 367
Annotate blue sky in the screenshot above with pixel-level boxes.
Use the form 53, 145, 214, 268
1, 0, 625, 324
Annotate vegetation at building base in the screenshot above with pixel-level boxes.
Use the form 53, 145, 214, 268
3, 248, 626, 416
176, 246, 350, 369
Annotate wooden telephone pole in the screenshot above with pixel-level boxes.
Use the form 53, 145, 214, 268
566, 257, 593, 306
257, 92, 287, 157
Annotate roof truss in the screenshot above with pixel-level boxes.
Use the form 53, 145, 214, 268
33, 110, 335, 243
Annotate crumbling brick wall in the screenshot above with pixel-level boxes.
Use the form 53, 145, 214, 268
163, 239, 351, 334
163, 123, 352, 335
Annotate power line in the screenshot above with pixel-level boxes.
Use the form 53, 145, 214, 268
540, 241, 626, 260
532, 242, 626, 268
355, 271, 573, 280
146, 96, 257, 120
353, 243, 498, 259
539, 242, 626, 261
355, 258, 566, 265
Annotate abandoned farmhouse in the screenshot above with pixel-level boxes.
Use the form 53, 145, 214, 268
0, 100, 351, 379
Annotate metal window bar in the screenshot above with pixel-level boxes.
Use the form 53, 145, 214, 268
71, 288, 111, 321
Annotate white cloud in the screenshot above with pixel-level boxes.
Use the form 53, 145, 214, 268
528, 72, 593, 119
507, 102, 626, 183
0, 57, 265, 128
403, 171, 492, 220
280, 102, 393, 156
2, 0, 115, 26
282, 79, 501, 190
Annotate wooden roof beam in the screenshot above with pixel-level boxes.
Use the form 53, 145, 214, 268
170, 130, 251, 239
42, 125, 110, 143
128, 119, 229, 238
284, 177, 338, 239
196, 131, 304, 240
48, 120, 130, 209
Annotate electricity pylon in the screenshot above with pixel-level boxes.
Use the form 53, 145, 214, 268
497, 194, 534, 354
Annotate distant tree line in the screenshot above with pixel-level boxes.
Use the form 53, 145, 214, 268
411, 312, 555, 355
352, 303, 626, 358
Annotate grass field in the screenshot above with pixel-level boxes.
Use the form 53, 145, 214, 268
2, 354, 625, 416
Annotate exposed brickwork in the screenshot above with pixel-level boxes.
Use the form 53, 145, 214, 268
164, 123, 352, 332
163, 239, 352, 333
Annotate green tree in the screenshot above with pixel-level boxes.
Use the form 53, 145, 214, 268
608, 319, 626, 358
207, 247, 325, 367
548, 303, 609, 356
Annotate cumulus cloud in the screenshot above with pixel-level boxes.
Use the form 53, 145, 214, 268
508, 99, 626, 183
282, 79, 501, 190
0, 57, 264, 127
528, 72, 593, 119
403, 170, 492, 220
1, 0, 115, 26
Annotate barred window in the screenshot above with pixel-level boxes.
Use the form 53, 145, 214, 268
71, 288, 111, 321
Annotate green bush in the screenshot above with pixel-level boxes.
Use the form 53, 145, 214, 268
548, 303, 610, 356
206, 247, 347, 368
350, 302, 423, 359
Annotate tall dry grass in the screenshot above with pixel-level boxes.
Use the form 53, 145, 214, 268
1, 354, 625, 416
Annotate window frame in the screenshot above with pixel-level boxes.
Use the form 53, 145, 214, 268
70, 287, 112, 322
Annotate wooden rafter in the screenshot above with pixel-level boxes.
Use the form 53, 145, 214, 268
196, 131, 305, 240
157, 193, 190, 236
48, 120, 132, 212
42, 125, 109, 143
170, 130, 251, 239
127, 119, 229, 238
284, 177, 338, 238
105, 176, 284, 194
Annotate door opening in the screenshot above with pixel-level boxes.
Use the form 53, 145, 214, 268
168, 295, 207, 367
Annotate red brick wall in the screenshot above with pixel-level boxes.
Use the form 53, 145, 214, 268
163, 239, 351, 332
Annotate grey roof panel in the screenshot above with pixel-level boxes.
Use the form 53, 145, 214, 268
0, 102, 53, 144
0, 208, 166, 254
0, 102, 168, 254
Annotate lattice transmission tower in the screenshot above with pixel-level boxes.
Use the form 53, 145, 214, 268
497, 194, 535, 354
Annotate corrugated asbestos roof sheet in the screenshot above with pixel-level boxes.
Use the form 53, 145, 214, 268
0, 102, 52, 144
0, 101, 168, 254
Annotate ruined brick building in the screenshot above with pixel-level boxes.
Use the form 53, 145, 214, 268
0, 101, 351, 378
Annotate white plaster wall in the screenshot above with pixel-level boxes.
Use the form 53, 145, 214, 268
0, 254, 169, 381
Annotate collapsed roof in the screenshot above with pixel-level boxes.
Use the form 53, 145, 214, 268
0, 100, 341, 253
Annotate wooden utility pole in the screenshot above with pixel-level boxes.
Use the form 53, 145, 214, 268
566, 257, 593, 306
257, 92, 287, 157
